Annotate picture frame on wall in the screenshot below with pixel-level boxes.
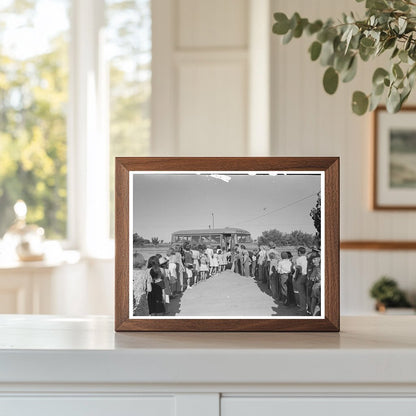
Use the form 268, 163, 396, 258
374, 106, 416, 210
115, 157, 339, 332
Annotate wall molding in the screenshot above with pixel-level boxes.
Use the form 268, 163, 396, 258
341, 241, 416, 250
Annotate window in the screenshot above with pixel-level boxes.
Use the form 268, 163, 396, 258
106, 0, 151, 237
0, 0, 151, 252
237, 235, 250, 243
0, 0, 70, 239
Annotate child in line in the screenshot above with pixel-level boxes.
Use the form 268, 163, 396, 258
199, 251, 209, 281
309, 256, 321, 316
174, 247, 185, 292
158, 256, 172, 304
147, 256, 165, 316
191, 245, 200, 285
205, 245, 214, 276
168, 248, 178, 296
277, 251, 292, 304
294, 246, 308, 315
211, 249, 219, 275
269, 251, 279, 299
183, 244, 194, 290
218, 249, 226, 272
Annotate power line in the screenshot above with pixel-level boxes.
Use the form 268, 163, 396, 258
227, 192, 319, 227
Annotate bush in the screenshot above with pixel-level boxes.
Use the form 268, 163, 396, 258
369, 276, 411, 308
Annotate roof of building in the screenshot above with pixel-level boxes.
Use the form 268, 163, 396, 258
172, 227, 250, 236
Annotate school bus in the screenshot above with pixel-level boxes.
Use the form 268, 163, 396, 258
171, 227, 252, 250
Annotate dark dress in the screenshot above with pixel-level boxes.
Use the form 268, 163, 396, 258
148, 269, 166, 315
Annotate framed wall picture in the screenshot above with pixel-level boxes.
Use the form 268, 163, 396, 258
374, 106, 416, 209
115, 157, 339, 332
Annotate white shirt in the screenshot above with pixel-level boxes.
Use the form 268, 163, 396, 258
205, 248, 214, 259
277, 259, 292, 274
295, 255, 307, 275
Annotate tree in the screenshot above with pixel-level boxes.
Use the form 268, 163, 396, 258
310, 192, 321, 248
133, 233, 146, 247
272, 0, 416, 115
258, 229, 284, 246
151, 237, 159, 246
258, 229, 315, 247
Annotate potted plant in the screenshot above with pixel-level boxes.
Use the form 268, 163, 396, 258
369, 276, 413, 313
272, 0, 416, 115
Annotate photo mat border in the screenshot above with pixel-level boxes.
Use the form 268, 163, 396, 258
115, 157, 340, 332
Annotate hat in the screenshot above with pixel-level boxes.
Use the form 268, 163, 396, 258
159, 256, 169, 265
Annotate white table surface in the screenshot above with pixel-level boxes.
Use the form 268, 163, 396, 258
0, 315, 415, 387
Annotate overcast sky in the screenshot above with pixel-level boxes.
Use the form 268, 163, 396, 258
132, 173, 321, 242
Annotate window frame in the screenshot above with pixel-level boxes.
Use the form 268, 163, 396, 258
67, 0, 113, 257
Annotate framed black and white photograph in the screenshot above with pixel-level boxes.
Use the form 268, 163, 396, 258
374, 106, 416, 210
115, 157, 339, 332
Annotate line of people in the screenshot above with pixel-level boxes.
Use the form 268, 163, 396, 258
132, 243, 233, 316
132, 242, 321, 317
253, 245, 321, 316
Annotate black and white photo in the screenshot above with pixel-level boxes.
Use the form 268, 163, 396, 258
129, 171, 324, 319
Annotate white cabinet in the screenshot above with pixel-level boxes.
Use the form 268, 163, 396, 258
222, 398, 416, 416
1, 396, 175, 416
0, 316, 415, 416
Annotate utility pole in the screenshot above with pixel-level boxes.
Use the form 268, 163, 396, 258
211, 213, 215, 229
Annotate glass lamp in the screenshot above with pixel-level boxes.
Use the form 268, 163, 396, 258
3, 200, 45, 261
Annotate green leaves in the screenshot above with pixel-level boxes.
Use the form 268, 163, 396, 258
399, 49, 408, 63
359, 37, 376, 61
372, 67, 389, 86
309, 41, 322, 61
366, 0, 388, 10
272, 3, 416, 115
273, 13, 290, 35
352, 91, 369, 115
387, 87, 401, 112
392, 63, 404, 79
342, 56, 357, 83
320, 40, 335, 66
323, 67, 339, 94
307, 20, 323, 35
341, 24, 359, 52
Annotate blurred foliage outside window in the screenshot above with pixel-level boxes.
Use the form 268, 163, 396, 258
0, 0, 151, 241
0, 0, 70, 239
107, 0, 151, 237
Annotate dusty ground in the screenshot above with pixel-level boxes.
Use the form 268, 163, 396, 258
166, 270, 299, 317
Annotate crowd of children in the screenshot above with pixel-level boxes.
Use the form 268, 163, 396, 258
132, 243, 233, 316
227, 243, 321, 315
253, 245, 321, 316
132, 242, 321, 317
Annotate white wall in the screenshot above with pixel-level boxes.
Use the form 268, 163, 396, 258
271, 0, 416, 312
152, 0, 251, 156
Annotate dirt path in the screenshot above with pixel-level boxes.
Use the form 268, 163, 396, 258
168, 270, 298, 317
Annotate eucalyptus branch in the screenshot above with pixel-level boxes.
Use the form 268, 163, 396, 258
272, 0, 416, 115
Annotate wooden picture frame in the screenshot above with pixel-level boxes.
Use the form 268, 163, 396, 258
115, 157, 339, 332
373, 106, 416, 210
